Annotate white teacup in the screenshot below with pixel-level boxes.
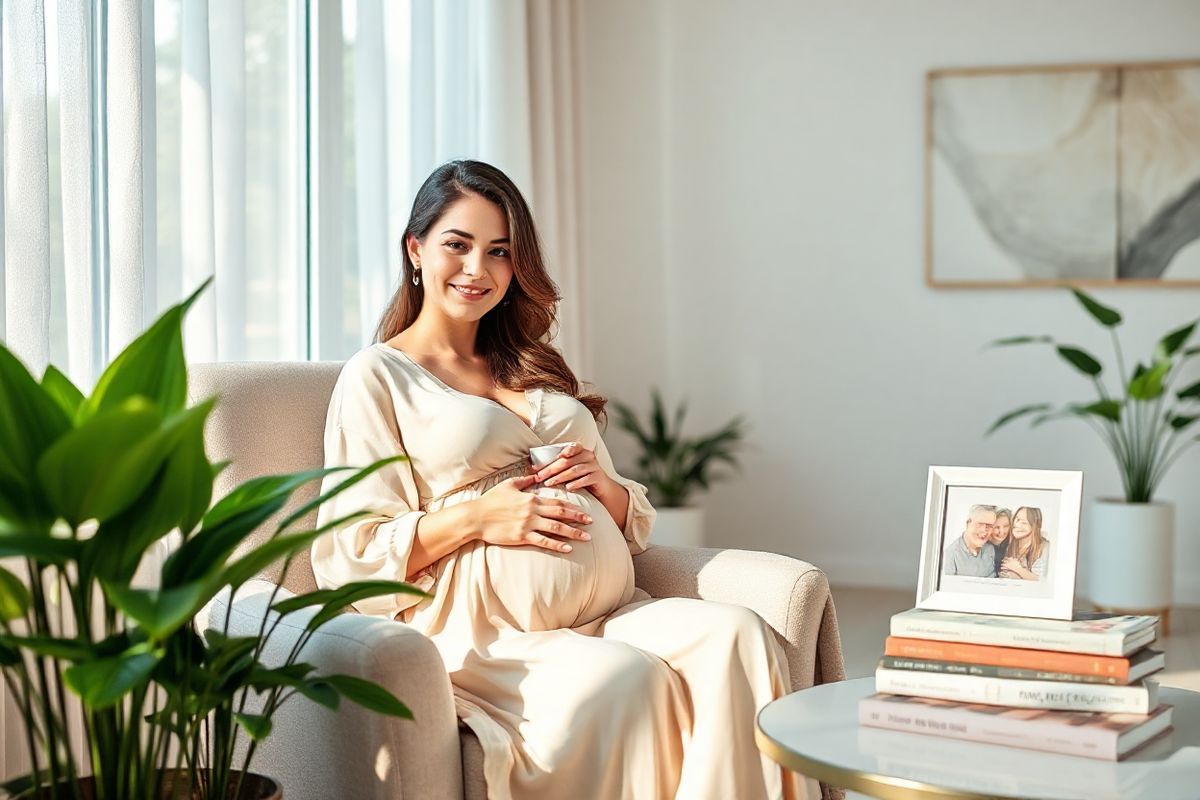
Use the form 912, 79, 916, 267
528, 442, 575, 488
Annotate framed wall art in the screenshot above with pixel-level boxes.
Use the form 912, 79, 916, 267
926, 60, 1200, 287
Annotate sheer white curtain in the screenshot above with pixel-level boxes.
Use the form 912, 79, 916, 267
0, 0, 588, 377
335, 0, 588, 373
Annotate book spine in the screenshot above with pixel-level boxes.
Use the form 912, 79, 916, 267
858, 697, 1117, 760
884, 636, 1130, 680
874, 668, 1153, 713
889, 619, 1126, 656
880, 655, 1123, 685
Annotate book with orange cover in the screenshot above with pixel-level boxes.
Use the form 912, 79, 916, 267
884, 637, 1163, 684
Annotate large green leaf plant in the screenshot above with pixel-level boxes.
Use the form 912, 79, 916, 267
988, 288, 1200, 503
610, 390, 746, 508
0, 283, 425, 799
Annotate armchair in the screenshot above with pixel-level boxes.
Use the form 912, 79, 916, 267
190, 362, 845, 800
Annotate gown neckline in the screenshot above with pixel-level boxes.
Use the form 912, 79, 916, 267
374, 343, 541, 434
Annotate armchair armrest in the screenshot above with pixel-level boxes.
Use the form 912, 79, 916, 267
205, 581, 463, 800
632, 546, 845, 690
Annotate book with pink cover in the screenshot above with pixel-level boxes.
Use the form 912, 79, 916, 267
859, 692, 1173, 761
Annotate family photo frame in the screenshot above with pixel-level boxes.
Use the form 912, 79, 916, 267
916, 466, 1084, 620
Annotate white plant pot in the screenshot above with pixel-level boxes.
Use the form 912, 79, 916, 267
651, 507, 705, 548
1086, 498, 1175, 612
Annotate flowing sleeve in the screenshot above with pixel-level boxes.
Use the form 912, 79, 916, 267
311, 363, 435, 618
592, 432, 657, 555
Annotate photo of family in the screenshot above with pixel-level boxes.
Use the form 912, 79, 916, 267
941, 504, 1050, 581
935, 484, 1065, 603
917, 467, 1081, 620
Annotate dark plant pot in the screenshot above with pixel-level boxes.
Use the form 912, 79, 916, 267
33, 771, 281, 800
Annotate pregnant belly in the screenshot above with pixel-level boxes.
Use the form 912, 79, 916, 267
481, 487, 634, 631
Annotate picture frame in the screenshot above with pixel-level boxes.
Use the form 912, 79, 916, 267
924, 59, 1200, 288
916, 465, 1084, 620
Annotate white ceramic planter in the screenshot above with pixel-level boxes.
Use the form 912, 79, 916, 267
651, 507, 705, 548
1086, 499, 1175, 612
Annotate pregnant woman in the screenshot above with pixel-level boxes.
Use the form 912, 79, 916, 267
312, 160, 799, 800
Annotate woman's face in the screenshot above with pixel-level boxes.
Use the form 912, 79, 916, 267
410, 192, 515, 324
1012, 510, 1032, 540
990, 516, 1011, 544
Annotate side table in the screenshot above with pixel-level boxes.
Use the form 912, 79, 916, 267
756, 676, 1200, 800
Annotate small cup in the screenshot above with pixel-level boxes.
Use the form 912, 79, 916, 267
529, 442, 574, 469
529, 442, 575, 489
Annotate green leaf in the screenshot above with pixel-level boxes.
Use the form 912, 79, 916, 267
0, 345, 72, 528
1169, 414, 1199, 430
0, 634, 95, 661
1178, 379, 1200, 401
0, 640, 20, 665
40, 364, 85, 420
1157, 320, 1197, 359
162, 467, 344, 586
1075, 399, 1123, 423
279, 580, 429, 630
322, 674, 412, 719
35, 396, 165, 525
0, 534, 84, 565
1056, 346, 1103, 377
87, 399, 218, 582
987, 404, 1054, 435
101, 580, 213, 639
217, 511, 370, 590
988, 335, 1053, 347
247, 662, 317, 689
275, 456, 407, 533
1070, 288, 1122, 327
234, 712, 273, 741
79, 280, 209, 422
295, 679, 340, 710
1128, 360, 1170, 400
0, 565, 31, 621
64, 644, 162, 709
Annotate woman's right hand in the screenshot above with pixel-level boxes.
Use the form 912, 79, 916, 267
472, 475, 593, 553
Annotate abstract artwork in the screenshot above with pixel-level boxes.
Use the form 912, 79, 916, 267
926, 61, 1200, 286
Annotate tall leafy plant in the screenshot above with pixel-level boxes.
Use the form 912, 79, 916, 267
610, 390, 746, 508
0, 283, 425, 799
988, 288, 1200, 503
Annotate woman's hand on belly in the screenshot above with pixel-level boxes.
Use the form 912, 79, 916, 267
470, 475, 595, 553
533, 443, 630, 532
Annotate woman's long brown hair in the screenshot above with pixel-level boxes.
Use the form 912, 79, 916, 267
1006, 506, 1046, 568
374, 160, 606, 421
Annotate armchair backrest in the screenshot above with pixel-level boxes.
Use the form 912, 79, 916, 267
189, 361, 344, 595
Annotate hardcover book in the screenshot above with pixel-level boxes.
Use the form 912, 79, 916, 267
891, 609, 1157, 656
874, 667, 1158, 713
859, 692, 1173, 761
880, 644, 1164, 685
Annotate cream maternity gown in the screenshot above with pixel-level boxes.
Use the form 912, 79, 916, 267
312, 344, 802, 800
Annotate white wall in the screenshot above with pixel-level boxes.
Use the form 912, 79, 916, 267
578, 0, 1200, 602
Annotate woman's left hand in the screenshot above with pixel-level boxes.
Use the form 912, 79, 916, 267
535, 443, 615, 494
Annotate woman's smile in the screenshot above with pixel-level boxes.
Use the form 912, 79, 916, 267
450, 283, 492, 300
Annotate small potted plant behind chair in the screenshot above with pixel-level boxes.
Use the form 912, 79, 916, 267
610, 391, 746, 548
987, 288, 1200, 630
0, 281, 426, 799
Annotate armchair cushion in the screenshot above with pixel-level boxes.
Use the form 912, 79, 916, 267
204, 580, 463, 800
633, 545, 845, 689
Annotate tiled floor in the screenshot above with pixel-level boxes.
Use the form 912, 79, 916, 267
829, 585, 1200, 689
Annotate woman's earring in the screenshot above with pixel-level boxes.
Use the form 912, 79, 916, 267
412, 268, 421, 286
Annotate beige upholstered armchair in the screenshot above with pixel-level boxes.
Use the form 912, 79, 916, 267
190, 362, 845, 800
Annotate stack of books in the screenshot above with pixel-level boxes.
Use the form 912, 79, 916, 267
859, 609, 1173, 760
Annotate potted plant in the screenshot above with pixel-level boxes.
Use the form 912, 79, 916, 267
610, 391, 746, 548
988, 288, 1199, 627
0, 283, 424, 799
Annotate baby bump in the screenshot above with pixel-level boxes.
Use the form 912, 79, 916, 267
481, 487, 634, 631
